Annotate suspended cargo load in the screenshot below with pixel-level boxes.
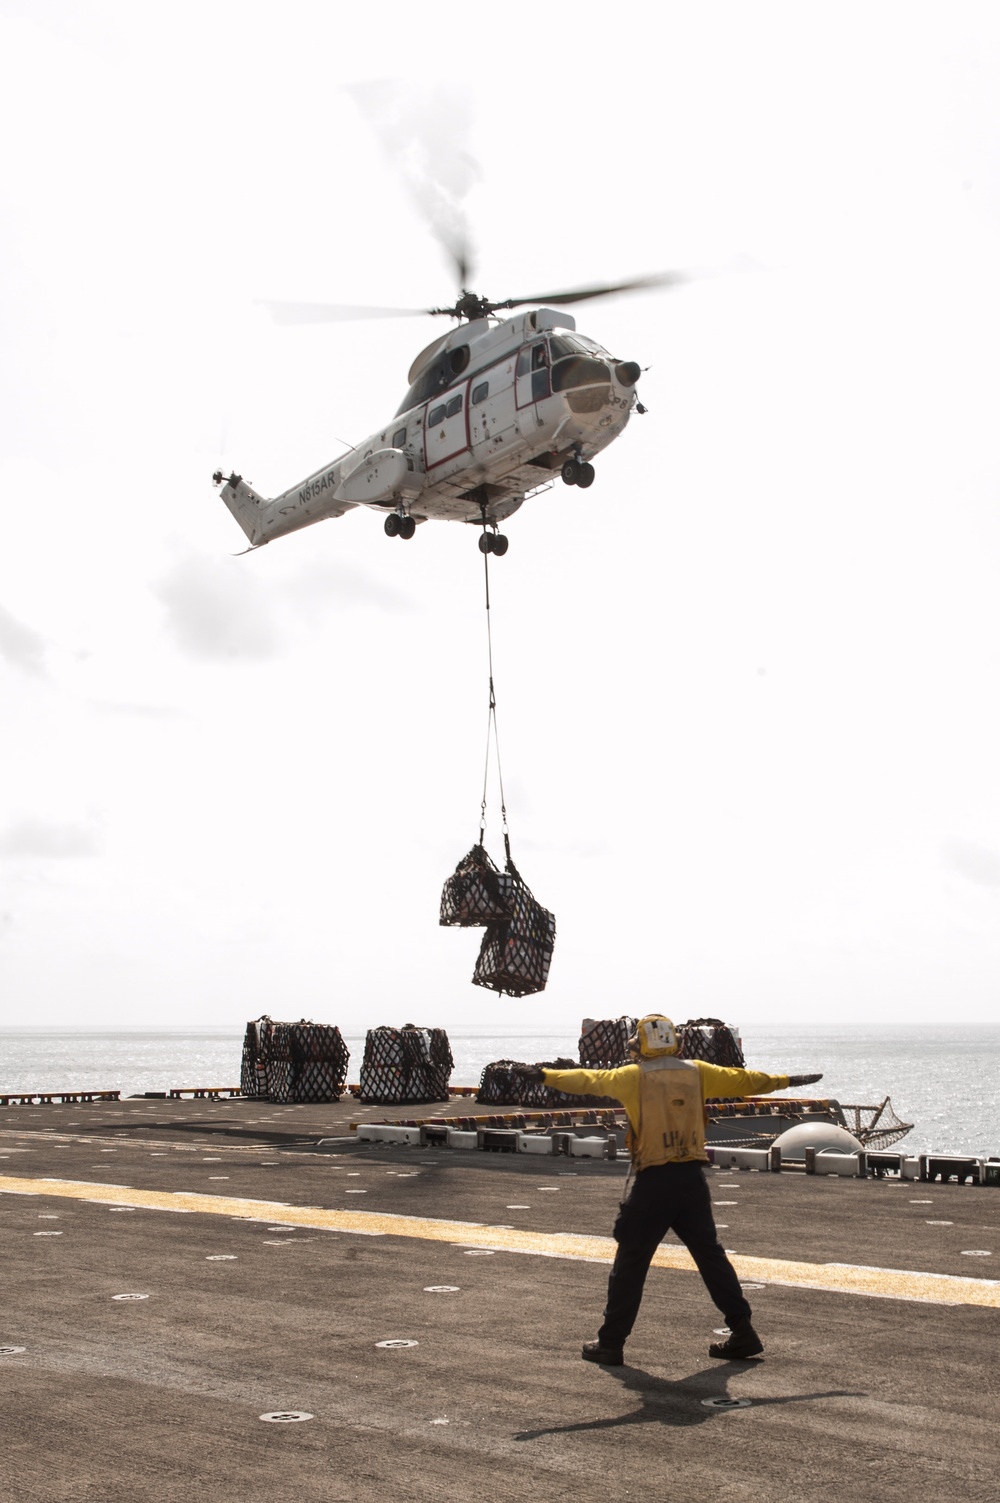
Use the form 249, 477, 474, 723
240, 1016, 350, 1103
471, 859, 555, 998
359, 1025, 454, 1105
440, 844, 513, 927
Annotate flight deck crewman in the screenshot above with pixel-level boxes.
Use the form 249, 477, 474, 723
518, 1015, 822, 1366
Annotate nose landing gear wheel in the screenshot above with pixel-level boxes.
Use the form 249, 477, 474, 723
384, 514, 402, 537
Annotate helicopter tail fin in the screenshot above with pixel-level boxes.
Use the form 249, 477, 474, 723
215, 472, 269, 547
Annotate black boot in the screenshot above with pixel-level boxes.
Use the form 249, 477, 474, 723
708, 1318, 764, 1360
582, 1340, 624, 1366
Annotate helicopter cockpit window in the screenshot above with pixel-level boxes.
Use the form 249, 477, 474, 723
549, 333, 608, 361
444, 394, 463, 419
471, 381, 489, 405
392, 426, 407, 448
428, 403, 447, 427
551, 355, 612, 392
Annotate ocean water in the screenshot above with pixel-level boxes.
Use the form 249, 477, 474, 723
0, 1024, 996, 1158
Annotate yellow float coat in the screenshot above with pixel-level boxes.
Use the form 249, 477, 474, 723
541, 1060, 790, 1170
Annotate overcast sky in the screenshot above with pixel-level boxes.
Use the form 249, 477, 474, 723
1, 1, 999, 1033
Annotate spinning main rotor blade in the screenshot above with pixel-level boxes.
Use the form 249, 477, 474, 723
262, 266, 720, 327
503, 270, 692, 309
261, 301, 432, 324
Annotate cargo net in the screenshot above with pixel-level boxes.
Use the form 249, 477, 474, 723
440, 845, 513, 927
477, 1058, 597, 1109
241, 1016, 276, 1098
677, 1018, 745, 1069
240, 1016, 349, 1103
472, 861, 555, 998
840, 1097, 913, 1151
359, 1026, 454, 1105
579, 1016, 637, 1068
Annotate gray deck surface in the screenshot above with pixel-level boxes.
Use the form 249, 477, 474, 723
1, 1096, 997, 1503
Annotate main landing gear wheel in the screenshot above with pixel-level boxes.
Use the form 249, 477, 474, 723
398, 516, 416, 540
478, 532, 509, 556
561, 458, 595, 487
384, 514, 401, 537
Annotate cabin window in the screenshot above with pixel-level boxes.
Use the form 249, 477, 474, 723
445, 394, 463, 419
428, 404, 447, 427
392, 426, 407, 448
471, 381, 489, 405
516, 347, 531, 377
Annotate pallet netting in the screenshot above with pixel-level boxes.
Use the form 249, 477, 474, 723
440, 845, 513, 927
471, 862, 556, 998
241, 1016, 276, 1098
242, 1016, 349, 1103
579, 1016, 637, 1068
265, 1060, 295, 1104
477, 1058, 599, 1109
841, 1098, 914, 1151
241, 1021, 261, 1097
359, 1026, 454, 1105
677, 1018, 745, 1069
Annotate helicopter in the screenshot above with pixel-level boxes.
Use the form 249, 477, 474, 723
213, 271, 691, 556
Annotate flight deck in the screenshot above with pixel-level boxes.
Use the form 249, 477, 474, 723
2, 1095, 997, 1503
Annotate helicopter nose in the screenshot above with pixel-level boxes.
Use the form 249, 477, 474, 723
615, 361, 641, 387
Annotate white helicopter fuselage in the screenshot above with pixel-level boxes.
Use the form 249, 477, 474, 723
216, 307, 642, 549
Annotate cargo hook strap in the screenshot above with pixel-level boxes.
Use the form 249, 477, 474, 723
480, 547, 510, 860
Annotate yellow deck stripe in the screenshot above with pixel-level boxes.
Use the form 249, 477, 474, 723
2, 1173, 997, 1308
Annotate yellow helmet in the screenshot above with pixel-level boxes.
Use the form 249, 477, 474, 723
629, 1015, 680, 1059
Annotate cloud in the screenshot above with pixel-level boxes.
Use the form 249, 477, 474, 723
941, 837, 1000, 889
0, 603, 46, 676
0, 817, 101, 859
281, 558, 418, 617
152, 555, 284, 661
89, 699, 185, 720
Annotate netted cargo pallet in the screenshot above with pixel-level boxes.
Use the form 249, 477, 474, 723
677, 1018, 745, 1068
477, 1058, 598, 1109
472, 863, 555, 998
440, 845, 513, 927
241, 1016, 349, 1103
265, 1059, 295, 1104
241, 1017, 274, 1098
359, 1026, 454, 1105
579, 1016, 637, 1068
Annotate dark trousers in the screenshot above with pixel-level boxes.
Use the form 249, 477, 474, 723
597, 1160, 752, 1349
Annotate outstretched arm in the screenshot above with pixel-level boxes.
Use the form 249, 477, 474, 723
697, 1063, 823, 1098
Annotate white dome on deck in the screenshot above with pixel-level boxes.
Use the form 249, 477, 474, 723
771, 1123, 864, 1157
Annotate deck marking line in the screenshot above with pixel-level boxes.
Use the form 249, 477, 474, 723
2, 1174, 998, 1308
